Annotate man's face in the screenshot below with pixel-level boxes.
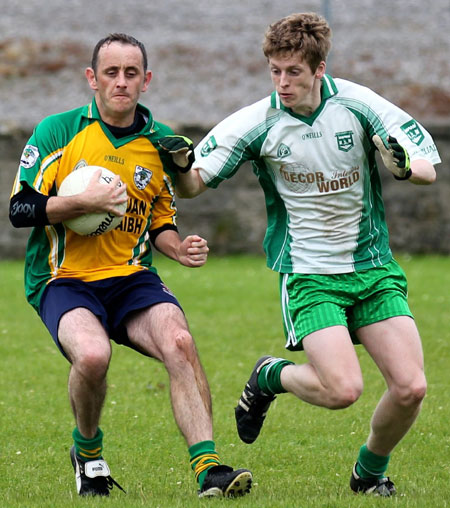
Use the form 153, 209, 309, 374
268, 52, 325, 115
85, 41, 152, 126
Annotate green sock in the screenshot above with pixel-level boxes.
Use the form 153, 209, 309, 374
72, 427, 103, 461
257, 357, 294, 395
356, 444, 390, 479
189, 440, 220, 488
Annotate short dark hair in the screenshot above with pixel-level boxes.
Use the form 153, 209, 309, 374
91, 33, 148, 73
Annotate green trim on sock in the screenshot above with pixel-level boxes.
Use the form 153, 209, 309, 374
258, 358, 294, 394
72, 427, 103, 460
189, 440, 220, 488
356, 444, 390, 479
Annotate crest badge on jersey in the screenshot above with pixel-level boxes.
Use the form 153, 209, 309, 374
277, 143, 291, 158
335, 131, 354, 152
401, 120, 424, 146
200, 136, 217, 157
20, 145, 40, 169
134, 166, 153, 190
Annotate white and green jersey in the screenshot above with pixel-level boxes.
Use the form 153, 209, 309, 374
195, 75, 441, 274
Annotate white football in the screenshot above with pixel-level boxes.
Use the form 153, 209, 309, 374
58, 165, 127, 236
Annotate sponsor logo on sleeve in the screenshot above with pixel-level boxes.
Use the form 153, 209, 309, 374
20, 145, 40, 169
401, 120, 425, 146
200, 135, 217, 157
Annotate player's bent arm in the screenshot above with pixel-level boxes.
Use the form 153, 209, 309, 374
154, 229, 209, 268
47, 170, 127, 224
409, 159, 437, 185
10, 172, 128, 227
45, 194, 97, 224
9, 182, 92, 227
175, 167, 208, 198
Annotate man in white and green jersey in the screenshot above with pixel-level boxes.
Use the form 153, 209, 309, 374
174, 12, 441, 497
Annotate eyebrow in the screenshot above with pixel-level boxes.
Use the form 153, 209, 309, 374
270, 64, 303, 70
102, 65, 140, 72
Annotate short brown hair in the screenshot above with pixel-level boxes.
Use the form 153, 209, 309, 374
91, 33, 148, 73
263, 13, 332, 72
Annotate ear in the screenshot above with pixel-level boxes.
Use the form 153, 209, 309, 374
141, 70, 153, 93
85, 67, 98, 91
315, 61, 327, 79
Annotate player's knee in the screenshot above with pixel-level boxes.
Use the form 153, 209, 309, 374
328, 379, 363, 409
74, 344, 111, 380
164, 329, 196, 364
392, 375, 427, 408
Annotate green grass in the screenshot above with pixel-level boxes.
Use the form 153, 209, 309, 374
0, 255, 449, 508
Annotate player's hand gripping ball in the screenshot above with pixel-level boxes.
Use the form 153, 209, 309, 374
58, 165, 127, 236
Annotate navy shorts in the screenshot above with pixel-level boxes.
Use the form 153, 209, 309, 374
39, 270, 182, 357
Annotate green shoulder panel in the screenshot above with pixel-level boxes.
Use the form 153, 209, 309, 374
19, 105, 91, 193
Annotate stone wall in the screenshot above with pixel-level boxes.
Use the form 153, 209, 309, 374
1, 124, 448, 259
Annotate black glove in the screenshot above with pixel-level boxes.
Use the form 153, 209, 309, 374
372, 134, 411, 180
158, 135, 195, 173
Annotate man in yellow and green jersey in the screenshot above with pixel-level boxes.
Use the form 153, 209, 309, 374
9, 33, 252, 499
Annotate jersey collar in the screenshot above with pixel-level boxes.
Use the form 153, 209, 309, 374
83, 98, 157, 134
270, 74, 338, 125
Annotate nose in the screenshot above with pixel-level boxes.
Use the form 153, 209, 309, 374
279, 71, 290, 88
116, 71, 127, 87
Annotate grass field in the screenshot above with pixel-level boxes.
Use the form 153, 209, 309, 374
0, 254, 449, 508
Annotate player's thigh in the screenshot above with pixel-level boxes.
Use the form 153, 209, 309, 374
125, 302, 191, 360
59, 307, 112, 363
356, 316, 425, 390
302, 325, 363, 390
280, 272, 354, 351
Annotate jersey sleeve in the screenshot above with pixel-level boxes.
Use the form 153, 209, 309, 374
351, 84, 441, 166
193, 98, 275, 188
149, 173, 178, 231
10, 116, 62, 199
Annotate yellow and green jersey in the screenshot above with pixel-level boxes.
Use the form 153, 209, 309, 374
11, 99, 178, 312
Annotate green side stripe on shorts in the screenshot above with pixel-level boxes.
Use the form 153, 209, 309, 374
279, 259, 413, 351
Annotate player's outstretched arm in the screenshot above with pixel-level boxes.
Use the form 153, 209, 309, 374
176, 167, 208, 198
158, 135, 208, 198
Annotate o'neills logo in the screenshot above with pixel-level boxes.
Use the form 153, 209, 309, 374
279, 163, 360, 194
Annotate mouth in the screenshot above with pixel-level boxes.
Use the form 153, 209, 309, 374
278, 94, 294, 104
